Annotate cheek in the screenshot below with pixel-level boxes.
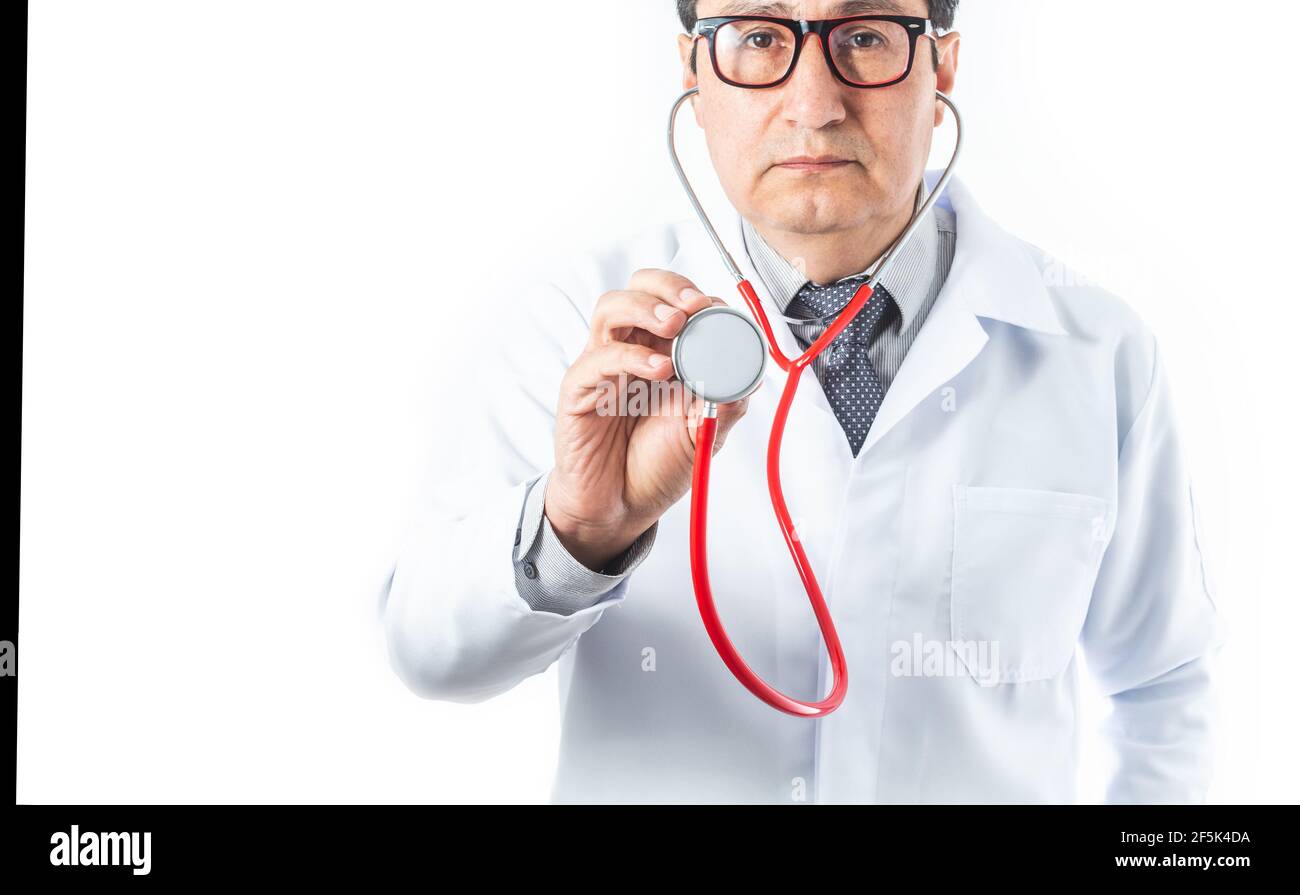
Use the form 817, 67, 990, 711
856, 97, 932, 175
702, 105, 766, 187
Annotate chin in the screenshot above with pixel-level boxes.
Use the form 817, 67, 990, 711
762, 193, 868, 237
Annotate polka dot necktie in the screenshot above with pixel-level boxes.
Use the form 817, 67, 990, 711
786, 275, 897, 457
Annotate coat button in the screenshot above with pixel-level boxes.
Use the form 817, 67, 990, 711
523, 561, 538, 580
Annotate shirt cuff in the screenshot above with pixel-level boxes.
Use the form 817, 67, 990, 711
512, 471, 658, 616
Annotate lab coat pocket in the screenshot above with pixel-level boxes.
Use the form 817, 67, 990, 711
950, 485, 1111, 685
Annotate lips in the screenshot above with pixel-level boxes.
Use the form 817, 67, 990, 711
775, 155, 853, 171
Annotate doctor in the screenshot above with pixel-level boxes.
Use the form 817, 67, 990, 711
382, 0, 1224, 803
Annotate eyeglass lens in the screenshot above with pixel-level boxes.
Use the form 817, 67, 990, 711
712, 19, 914, 87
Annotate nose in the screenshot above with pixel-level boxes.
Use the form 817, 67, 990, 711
781, 34, 848, 130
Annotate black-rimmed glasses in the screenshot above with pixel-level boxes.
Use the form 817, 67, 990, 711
693, 14, 933, 89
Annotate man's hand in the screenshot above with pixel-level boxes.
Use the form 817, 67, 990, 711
545, 268, 754, 570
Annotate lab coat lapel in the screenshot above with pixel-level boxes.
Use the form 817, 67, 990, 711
859, 176, 1068, 456
858, 276, 987, 456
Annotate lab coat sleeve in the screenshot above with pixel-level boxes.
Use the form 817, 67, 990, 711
1079, 336, 1227, 804
516, 469, 658, 615
380, 277, 642, 703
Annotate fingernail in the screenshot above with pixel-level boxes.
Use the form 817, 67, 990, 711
679, 287, 704, 303
648, 353, 670, 367
654, 303, 679, 321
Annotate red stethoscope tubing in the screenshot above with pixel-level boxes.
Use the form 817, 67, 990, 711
689, 276, 876, 717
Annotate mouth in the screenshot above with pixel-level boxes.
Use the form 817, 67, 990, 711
774, 155, 854, 173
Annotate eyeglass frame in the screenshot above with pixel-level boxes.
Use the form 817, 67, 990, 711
692, 14, 935, 90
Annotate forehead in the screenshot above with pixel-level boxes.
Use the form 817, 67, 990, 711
699, 0, 928, 19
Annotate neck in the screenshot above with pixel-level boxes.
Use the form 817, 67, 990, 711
751, 197, 917, 286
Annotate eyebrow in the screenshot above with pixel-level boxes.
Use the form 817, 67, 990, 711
713, 0, 915, 18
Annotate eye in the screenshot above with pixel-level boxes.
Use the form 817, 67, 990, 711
743, 29, 780, 50
841, 28, 886, 50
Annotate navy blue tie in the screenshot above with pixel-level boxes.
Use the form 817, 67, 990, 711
786, 276, 897, 456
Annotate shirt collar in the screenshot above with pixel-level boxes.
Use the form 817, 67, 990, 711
740, 182, 942, 332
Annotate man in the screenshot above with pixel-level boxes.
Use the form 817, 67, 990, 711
381, 0, 1225, 803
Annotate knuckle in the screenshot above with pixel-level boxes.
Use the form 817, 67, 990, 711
593, 291, 622, 319
631, 267, 689, 293
628, 268, 658, 287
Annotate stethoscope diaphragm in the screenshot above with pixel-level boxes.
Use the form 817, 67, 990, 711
670, 306, 768, 406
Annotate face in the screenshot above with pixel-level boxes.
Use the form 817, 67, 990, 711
677, 0, 960, 239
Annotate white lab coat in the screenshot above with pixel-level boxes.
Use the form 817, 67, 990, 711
382, 173, 1225, 804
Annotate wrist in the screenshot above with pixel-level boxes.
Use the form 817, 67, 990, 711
543, 488, 646, 572
545, 511, 645, 572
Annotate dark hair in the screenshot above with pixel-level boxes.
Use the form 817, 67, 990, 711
676, 1, 959, 72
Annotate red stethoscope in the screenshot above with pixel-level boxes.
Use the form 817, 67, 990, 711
666, 87, 963, 717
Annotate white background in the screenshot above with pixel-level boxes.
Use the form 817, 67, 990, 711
20, 0, 1299, 803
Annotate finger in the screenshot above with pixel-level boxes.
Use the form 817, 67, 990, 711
563, 341, 675, 399
589, 290, 687, 346
711, 392, 754, 451
682, 387, 754, 451
627, 268, 715, 315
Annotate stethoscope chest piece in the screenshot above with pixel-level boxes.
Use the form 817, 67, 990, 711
671, 306, 768, 405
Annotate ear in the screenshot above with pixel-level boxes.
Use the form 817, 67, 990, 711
932, 31, 961, 126
677, 34, 700, 90
677, 33, 704, 126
